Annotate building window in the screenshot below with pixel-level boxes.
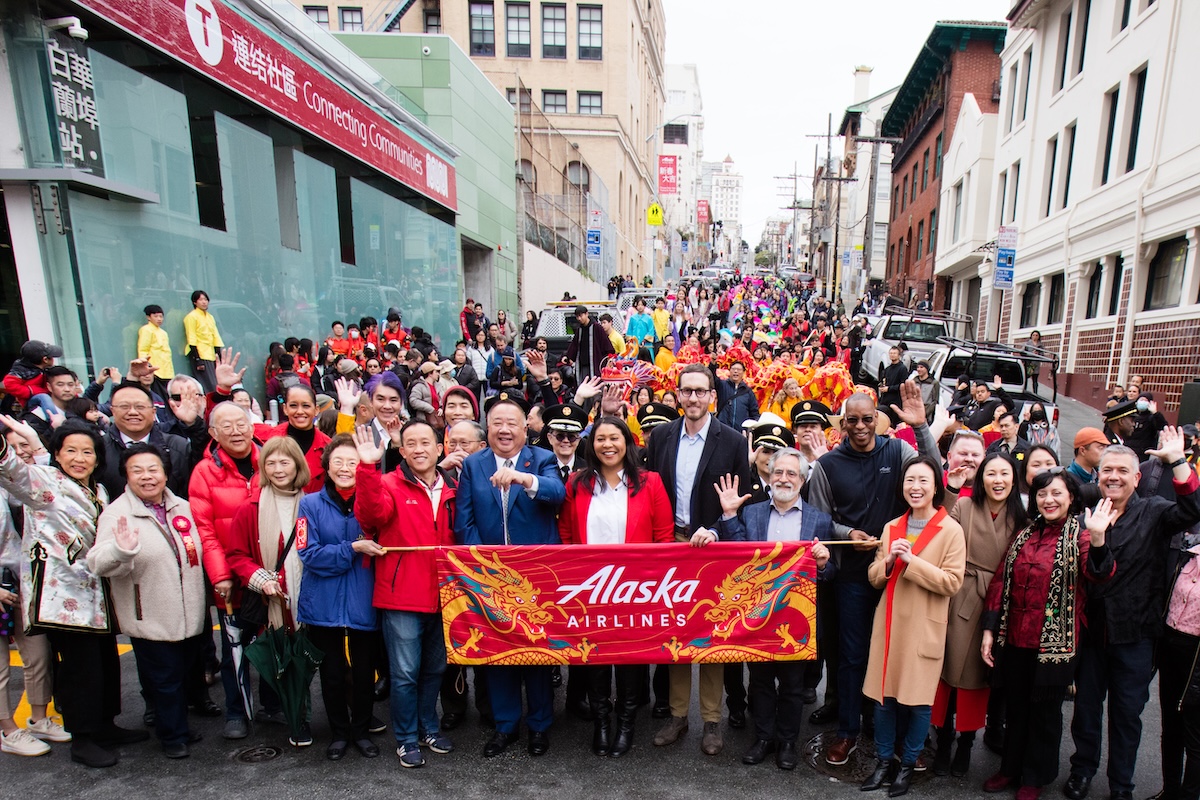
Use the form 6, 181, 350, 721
1020, 48, 1033, 122
578, 92, 602, 114
915, 220, 925, 260
542, 90, 566, 113
1005, 63, 1019, 133
470, 3, 496, 56
1073, 0, 1091, 76
996, 170, 1008, 228
1055, 9, 1072, 93
928, 209, 937, 255
338, 7, 363, 31
1020, 282, 1041, 329
518, 158, 536, 191
1101, 86, 1119, 185
304, 6, 329, 28
1009, 162, 1021, 223
911, 165, 918, 202
424, 11, 442, 32
900, 176, 907, 211
578, 6, 602, 60
935, 134, 943, 178
1062, 123, 1077, 209
952, 180, 964, 242
663, 123, 688, 144
1044, 135, 1059, 217
921, 149, 929, 192
542, 4, 566, 58
1144, 236, 1188, 310
505, 3, 530, 57
1085, 264, 1103, 318
892, 187, 900, 219
1109, 255, 1124, 315
889, 244, 895, 273
506, 87, 531, 113
1125, 67, 1147, 173
566, 161, 590, 193
1047, 273, 1066, 323
1119, 0, 1132, 31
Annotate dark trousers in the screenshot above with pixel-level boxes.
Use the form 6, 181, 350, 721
1069, 636, 1155, 793
653, 664, 670, 708
487, 665, 553, 734
999, 646, 1067, 788
306, 625, 377, 741
748, 661, 806, 742
725, 662, 747, 715
835, 578, 880, 738
1159, 629, 1200, 800
440, 665, 492, 717
810, 579, 839, 698
45, 629, 121, 738
137, 633, 209, 712
587, 664, 645, 720
566, 665, 589, 709
192, 360, 217, 393
130, 635, 203, 746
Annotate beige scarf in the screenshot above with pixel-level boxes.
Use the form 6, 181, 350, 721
257, 485, 303, 631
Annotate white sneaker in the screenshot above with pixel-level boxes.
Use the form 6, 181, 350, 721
2, 728, 52, 756
26, 717, 71, 743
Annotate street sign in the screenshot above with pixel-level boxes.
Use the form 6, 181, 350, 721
586, 228, 602, 260
681, 240, 689, 253
995, 225, 1018, 290
646, 202, 664, 226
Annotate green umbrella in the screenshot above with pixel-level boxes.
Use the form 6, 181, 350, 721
245, 625, 324, 741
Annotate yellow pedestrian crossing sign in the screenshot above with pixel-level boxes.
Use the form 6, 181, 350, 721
646, 202, 664, 226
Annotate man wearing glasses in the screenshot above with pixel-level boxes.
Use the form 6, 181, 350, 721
644, 363, 753, 757
96, 382, 202, 500
805, 383, 939, 767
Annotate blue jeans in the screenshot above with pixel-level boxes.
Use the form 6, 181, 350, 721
836, 578, 881, 738
218, 614, 280, 722
382, 610, 445, 746
876, 698, 931, 766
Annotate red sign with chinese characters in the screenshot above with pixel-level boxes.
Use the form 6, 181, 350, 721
438, 542, 819, 665
697, 199, 710, 228
657, 154, 677, 195
69, 0, 457, 210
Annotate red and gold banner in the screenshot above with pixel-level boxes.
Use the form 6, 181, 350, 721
437, 542, 819, 666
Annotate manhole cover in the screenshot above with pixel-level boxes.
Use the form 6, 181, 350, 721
803, 730, 935, 784
234, 745, 283, 763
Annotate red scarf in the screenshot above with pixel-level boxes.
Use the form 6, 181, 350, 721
879, 506, 949, 696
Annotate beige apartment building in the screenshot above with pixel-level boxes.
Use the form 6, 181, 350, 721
293, 0, 667, 281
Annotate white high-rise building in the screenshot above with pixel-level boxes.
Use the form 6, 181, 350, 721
661, 64, 704, 276
707, 156, 743, 264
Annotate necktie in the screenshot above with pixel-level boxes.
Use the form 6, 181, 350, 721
560, 464, 570, 482
501, 458, 514, 545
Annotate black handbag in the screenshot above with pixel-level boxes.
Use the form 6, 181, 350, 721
238, 523, 297, 628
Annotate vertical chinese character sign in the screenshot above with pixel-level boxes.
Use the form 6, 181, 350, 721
45, 29, 105, 177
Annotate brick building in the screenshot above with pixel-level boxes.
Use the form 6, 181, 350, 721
881, 21, 1006, 308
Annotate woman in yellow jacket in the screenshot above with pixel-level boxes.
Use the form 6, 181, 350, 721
765, 378, 803, 418
137, 304, 175, 379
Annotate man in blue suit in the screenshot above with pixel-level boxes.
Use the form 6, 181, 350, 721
455, 391, 565, 758
713, 445, 834, 771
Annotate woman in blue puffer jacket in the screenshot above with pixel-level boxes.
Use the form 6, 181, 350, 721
296, 433, 385, 761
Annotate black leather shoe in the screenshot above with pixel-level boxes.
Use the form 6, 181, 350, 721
776, 740, 798, 770
528, 729, 550, 756
441, 712, 464, 731
483, 730, 519, 758
354, 738, 380, 758
190, 698, 223, 717
810, 702, 838, 725
862, 759, 899, 791
1063, 774, 1092, 800
163, 742, 189, 759
71, 738, 118, 768
742, 738, 775, 765
373, 677, 390, 702
326, 740, 348, 761
728, 710, 746, 729
888, 764, 915, 797
651, 703, 671, 719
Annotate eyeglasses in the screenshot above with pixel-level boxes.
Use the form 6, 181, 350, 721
113, 403, 153, 412
549, 430, 580, 443
678, 387, 712, 398
843, 415, 876, 427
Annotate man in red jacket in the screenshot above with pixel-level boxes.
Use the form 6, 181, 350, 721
353, 419, 458, 769
189, 401, 264, 740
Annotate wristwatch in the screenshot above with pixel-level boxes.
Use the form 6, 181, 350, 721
1168, 457, 1188, 470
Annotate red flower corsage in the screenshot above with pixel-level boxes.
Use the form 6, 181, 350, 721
171, 516, 191, 533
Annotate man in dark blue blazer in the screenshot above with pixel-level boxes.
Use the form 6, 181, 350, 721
454, 392, 565, 758
714, 447, 833, 771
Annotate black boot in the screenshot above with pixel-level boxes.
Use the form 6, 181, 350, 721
610, 713, 635, 757
592, 714, 612, 757
933, 725, 955, 776
862, 759, 900, 791
888, 764, 915, 797
951, 731, 974, 777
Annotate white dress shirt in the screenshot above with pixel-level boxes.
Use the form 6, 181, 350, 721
586, 472, 628, 545
674, 414, 711, 528
493, 452, 540, 498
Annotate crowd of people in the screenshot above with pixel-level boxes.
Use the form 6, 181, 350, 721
0, 273, 1197, 800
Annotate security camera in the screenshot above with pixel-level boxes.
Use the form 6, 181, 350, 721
45, 16, 89, 41
421, 45, 431, 56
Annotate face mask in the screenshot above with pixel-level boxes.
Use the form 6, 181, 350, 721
1136, 399, 1149, 412
1030, 410, 1046, 422
350, 331, 359, 339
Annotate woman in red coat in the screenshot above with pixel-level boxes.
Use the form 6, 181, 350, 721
254, 384, 329, 494
559, 416, 673, 758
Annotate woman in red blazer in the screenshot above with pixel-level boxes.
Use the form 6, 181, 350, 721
558, 416, 673, 759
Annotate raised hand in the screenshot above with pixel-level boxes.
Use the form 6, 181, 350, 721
381, 416, 403, 448
798, 428, 829, 459
1147, 426, 1186, 464
114, 515, 139, 551
524, 348, 548, 382
47, 409, 66, 430
892, 379, 927, 428
170, 386, 204, 426
335, 377, 361, 416
713, 473, 751, 518
352, 425, 384, 465
1084, 497, 1116, 545
214, 348, 246, 392
127, 358, 158, 382
992, 374, 1003, 390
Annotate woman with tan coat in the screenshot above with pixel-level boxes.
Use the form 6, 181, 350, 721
89, 443, 207, 759
861, 455, 967, 797
932, 452, 1027, 777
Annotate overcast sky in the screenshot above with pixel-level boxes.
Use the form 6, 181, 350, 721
661, 0, 1010, 245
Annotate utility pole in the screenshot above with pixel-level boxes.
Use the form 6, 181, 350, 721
824, 114, 833, 294
855, 134, 901, 300
774, 162, 806, 269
